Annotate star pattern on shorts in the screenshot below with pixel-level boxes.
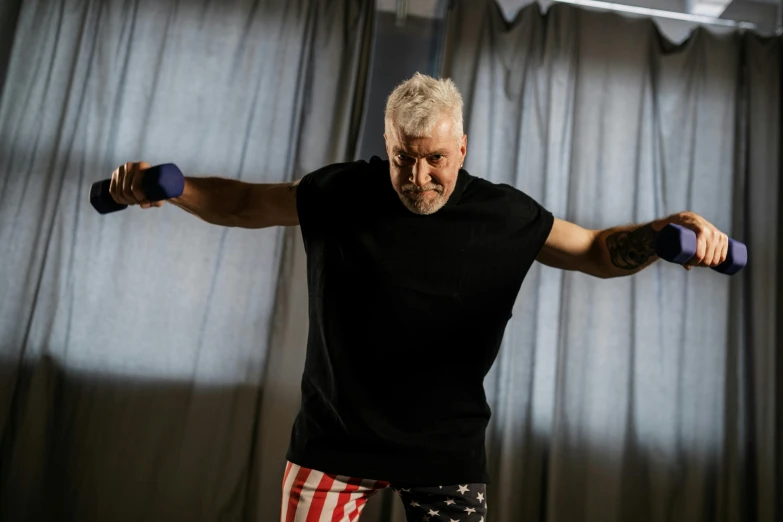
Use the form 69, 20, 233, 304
397, 482, 485, 521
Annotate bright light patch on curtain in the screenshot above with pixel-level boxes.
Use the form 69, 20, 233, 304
687, 0, 732, 17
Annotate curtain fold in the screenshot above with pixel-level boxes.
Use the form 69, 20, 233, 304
0, 0, 23, 103
442, 2, 780, 521
742, 33, 781, 522
0, 1, 372, 520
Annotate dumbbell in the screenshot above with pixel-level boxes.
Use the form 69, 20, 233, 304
89, 163, 184, 214
656, 223, 747, 275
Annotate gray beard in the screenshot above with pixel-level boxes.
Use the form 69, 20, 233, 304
398, 191, 448, 215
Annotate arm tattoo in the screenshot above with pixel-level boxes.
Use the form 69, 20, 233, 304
605, 224, 658, 270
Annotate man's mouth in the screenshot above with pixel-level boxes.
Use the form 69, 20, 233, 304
402, 185, 443, 195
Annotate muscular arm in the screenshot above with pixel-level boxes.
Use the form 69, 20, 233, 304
537, 213, 729, 278
169, 177, 300, 228
110, 161, 300, 228
535, 218, 610, 278
537, 218, 663, 278
601, 224, 659, 274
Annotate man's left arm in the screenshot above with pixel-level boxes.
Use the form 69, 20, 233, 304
536, 212, 730, 278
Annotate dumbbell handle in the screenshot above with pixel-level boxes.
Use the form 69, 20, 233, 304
655, 223, 747, 275
89, 163, 184, 214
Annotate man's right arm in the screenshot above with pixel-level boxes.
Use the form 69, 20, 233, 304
109, 161, 299, 228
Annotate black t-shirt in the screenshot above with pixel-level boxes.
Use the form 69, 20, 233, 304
286, 156, 553, 485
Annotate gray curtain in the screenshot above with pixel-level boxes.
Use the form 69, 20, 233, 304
441, 2, 781, 522
0, 0, 372, 520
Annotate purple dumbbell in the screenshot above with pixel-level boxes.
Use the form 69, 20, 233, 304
89, 163, 184, 214
656, 223, 747, 275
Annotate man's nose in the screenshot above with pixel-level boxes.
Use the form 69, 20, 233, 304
410, 160, 432, 186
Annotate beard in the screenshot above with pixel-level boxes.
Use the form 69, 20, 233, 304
397, 183, 447, 215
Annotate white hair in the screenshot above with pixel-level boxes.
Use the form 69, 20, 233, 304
384, 72, 464, 140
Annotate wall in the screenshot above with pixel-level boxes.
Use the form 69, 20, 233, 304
357, 10, 446, 160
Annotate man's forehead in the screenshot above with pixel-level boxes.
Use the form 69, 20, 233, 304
389, 130, 458, 152
392, 139, 451, 154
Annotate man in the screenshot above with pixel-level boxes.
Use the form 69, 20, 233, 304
110, 73, 729, 521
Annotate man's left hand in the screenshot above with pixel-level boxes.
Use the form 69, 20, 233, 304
656, 212, 729, 270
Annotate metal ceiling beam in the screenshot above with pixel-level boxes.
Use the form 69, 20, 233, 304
553, 0, 782, 33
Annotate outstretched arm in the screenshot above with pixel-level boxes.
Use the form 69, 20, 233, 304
169, 177, 300, 228
536, 212, 729, 278
109, 161, 300, 228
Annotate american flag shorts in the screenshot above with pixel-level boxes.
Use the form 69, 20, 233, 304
281, 461, 488, 521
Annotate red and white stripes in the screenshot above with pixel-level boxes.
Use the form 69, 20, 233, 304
281, 461, 389, 522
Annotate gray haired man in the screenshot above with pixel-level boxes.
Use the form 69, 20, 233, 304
111, 72, 730, 521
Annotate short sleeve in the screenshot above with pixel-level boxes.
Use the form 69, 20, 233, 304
500, 186, 554, 266
295, 160, 363, 241
520, 191, 554, 258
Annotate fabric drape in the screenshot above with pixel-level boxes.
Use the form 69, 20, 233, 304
0, 1, 372, 520
439, 2, 780, 522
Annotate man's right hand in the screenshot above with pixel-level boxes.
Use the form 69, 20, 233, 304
108, 161, 300, 227
109, 161, 164, 210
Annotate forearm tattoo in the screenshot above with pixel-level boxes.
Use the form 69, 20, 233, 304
605, 224, 658, 270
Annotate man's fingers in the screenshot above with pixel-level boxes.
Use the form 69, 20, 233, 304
109, 168, 120, 203
135, 162, 156, 206
112, 164, 132, 205
713, 232, 727, 266
130, 164, 147, 203
719, 233, 729, 266
703, 230, 720, 267
704, 230, 728, 267
688, 231, 708, 267
122, 162, 134, 203
139, 200, 163, 210
121, 161, 150, 205
671, 214, 731, 271
109, 161, 156, 208
686, 229, 728, 268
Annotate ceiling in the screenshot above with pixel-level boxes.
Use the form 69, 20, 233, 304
376, 0, 780, 34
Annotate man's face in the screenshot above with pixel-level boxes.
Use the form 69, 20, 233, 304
385, 115, 467, 215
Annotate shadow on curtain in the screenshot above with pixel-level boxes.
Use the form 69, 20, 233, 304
0, 0, 373, 520
441, 2, 780, 522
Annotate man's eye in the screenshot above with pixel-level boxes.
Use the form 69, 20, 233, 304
396, 154, 413, 163
428, 155, 445, 164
